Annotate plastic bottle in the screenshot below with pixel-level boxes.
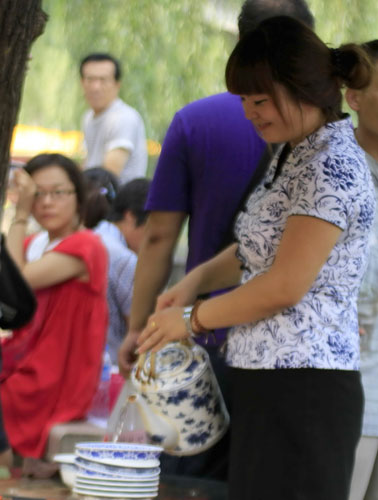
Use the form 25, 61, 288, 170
87, 346, 112, 422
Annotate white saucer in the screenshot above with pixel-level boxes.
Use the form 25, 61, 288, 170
75, 481, 159, 497
76, 452, 160, 469
75, 482, 159, 491
75, 460, 160, 479
73, 486, 158, 498
76, 473, 159, 483
75, 481, 158, 492
53, 453, 76, 464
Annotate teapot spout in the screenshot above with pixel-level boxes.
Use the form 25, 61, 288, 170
133, 393, 179, 451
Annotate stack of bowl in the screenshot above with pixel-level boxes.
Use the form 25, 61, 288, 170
73, 442, 163, 499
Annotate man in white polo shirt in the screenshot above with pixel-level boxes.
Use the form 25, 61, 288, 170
80, 53, 148, 183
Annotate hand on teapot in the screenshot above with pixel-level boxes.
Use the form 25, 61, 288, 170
137, 307, 189, 354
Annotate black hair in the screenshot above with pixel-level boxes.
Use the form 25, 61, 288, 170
24, 153, 86, 220
108, 178, 151, 227
238, 0, 314, 38
79, 53, 122, 81
82, 167, 120, 229
226, 16, 372, 123
361, 40, 378, 63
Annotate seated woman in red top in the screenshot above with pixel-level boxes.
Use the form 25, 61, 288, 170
0, 153, 108, 477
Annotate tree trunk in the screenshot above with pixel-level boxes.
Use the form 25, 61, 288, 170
0, 0, 47, 218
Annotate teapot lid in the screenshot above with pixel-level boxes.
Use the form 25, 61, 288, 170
132, 341, 208, 392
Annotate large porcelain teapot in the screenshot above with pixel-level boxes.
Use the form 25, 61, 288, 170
130, 340, 230, 456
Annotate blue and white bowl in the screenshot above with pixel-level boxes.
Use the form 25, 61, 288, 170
75, 456, 160, 479
75, 442, 163, 463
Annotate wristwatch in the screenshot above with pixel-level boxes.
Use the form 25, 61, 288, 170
182, 306, 197, 338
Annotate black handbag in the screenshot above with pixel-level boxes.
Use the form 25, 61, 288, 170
0, 233, 36, 329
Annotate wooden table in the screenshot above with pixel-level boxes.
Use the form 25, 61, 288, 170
0, 474, 227, 500
0, 476, 74, 500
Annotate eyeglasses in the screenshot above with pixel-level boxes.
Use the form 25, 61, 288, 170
34, 189, 76, 201
82, 75, 115, 85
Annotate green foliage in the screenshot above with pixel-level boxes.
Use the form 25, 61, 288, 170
19, 0, 236, 147
308, 0, 378, 45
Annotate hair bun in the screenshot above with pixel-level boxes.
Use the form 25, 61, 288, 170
330, 45, 371, 88
330, 48, 343, 76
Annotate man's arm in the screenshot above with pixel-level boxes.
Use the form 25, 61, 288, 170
104, 147, 130, 177
118, 210, 186, 377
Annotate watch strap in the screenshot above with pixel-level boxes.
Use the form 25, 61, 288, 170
183, 306, 196, 337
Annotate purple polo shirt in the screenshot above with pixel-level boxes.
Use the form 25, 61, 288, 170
146, 92, 266, 344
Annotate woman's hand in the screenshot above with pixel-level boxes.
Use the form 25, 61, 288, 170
155, 243, 241, 313
155, 279, 198, 312
137, 307, 190, 353
13, 168, 36, 217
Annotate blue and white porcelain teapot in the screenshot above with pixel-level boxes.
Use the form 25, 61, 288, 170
130, 340, 230, 456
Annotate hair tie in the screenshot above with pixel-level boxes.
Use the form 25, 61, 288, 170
330, 48, 343, 76
99, 183, 116, 200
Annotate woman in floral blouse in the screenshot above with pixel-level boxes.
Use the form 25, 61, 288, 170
134, 17, 375, 500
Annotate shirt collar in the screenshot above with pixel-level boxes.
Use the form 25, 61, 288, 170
95, 220, 127, 248
290, 115, 356, 160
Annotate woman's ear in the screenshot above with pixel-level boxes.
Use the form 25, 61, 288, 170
345, 88, 361, 112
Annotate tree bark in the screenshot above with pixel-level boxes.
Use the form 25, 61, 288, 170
0, 0, 47, 218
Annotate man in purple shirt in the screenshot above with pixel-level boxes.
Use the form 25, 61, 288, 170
146, 92, 266, 350
119, 0, 314, 480
146, 92, 265, 273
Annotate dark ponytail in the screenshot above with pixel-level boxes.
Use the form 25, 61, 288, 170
82, 167, 119, 229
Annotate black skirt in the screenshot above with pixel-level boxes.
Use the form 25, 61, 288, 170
228, 368, 363, 500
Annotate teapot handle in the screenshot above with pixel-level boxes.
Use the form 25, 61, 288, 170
134, 339, 193, 383
135, 351, 156, 382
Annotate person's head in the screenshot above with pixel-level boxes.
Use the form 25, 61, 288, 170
238, 0, 315, 37
80, 53, 122, 115
226, 16, 372, 146
24, 153, 86, 238
108, 178, 151, 253
345, 40, 378, 157
83, 167, 120, 229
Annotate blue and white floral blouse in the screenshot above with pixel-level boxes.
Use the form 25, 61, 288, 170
227, 117, 375, 370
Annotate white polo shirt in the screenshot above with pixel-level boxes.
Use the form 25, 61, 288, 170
83, 98, 148, 183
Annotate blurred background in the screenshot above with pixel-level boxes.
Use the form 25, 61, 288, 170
12, 0, 378, 175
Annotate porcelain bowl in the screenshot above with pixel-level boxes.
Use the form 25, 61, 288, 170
75, 442, 163, 462
53, 454, 76, 488
75, 456, 160, 479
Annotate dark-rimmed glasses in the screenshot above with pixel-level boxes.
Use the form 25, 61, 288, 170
34, 189, 76, 201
